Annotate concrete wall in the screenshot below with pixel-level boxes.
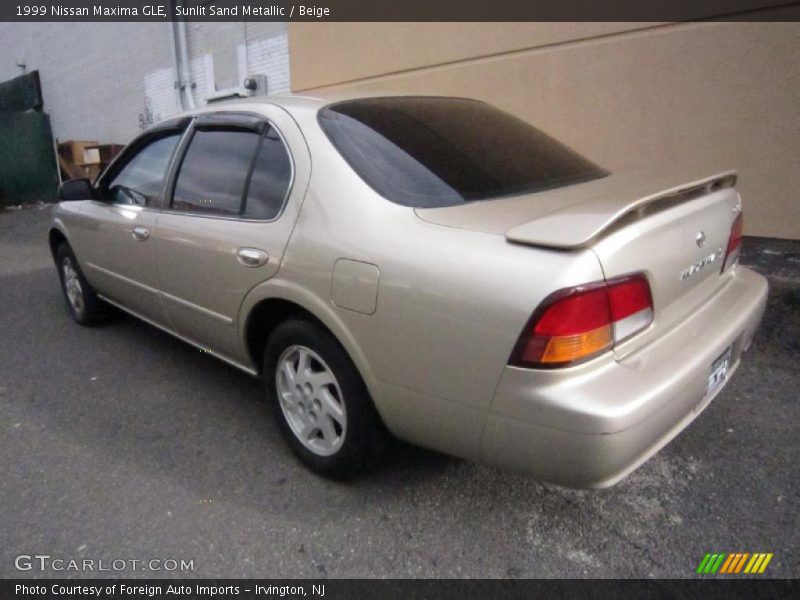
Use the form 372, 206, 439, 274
289, 22, 800, 239
0, 22, 290, 145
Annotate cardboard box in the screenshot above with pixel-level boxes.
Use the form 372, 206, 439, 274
58, 140, 98, 166
84, 143, 124, 164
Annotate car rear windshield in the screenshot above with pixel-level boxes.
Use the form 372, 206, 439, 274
318, 97, 608, 208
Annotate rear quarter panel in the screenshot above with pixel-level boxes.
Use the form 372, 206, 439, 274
245, 109, 607, 455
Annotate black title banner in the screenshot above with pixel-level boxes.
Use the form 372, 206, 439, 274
3, 579, 800, 600
1, 0, 799, 22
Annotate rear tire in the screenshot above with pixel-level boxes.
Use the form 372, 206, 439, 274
263, 318, 386, 479
55, 242, 105, 326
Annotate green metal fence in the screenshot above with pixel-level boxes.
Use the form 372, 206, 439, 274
0, 71, 59, 206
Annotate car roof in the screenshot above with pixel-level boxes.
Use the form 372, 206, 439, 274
240, 89, 425, 107
154, 92, 481, 131
191, 91, 479, 116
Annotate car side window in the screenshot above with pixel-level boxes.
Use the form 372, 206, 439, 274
171, 129, 260, 216
242, 128, 293, 220
105, 134, 181, 207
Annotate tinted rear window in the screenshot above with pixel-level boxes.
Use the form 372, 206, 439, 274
318, 97, 608, 208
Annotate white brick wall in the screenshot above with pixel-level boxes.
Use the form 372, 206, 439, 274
143, 67, 181, 130
189, 53, 214, 104
240, 31, 291, 94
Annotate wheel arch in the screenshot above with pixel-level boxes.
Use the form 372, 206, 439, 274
244, 297, 322, 374
240, 283, 380, 404
48, 226, 68, 260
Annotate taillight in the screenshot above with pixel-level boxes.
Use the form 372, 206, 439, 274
721, 212, 743, 272
608, 276, 654, 342
510, 274, 653, 368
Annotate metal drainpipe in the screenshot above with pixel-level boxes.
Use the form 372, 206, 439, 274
176, 19, 197, 109
167, 20, 185, 111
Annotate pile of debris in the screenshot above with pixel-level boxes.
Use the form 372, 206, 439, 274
57, 140, 123, 182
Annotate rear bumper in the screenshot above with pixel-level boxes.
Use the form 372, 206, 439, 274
479, 266, 768, 488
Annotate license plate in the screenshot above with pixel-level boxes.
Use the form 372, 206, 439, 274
706, 346, 732, 399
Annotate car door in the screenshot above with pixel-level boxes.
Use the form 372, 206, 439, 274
76, 120, 187, 323
152, 108, 308, 364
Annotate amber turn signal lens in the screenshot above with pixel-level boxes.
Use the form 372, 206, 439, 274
538, 324, 614, 364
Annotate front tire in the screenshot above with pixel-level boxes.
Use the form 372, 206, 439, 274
55, 242, 105, 326
263, 319, 386, 479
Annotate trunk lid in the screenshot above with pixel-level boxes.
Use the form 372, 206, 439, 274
416, 170, 742, 358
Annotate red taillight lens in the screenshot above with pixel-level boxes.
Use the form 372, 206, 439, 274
533, 286, 612, 336
721, 212, 743, 272
510, 274, 653, 368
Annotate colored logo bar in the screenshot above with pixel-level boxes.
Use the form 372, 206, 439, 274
696, 552, 773, 574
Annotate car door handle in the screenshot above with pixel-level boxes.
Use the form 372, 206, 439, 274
131, 226, 150, 241
237, 248, 269, 268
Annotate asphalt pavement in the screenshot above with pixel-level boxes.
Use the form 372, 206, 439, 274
1, 204, 798, 578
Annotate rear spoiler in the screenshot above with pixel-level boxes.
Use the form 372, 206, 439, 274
505, 171, 738, 250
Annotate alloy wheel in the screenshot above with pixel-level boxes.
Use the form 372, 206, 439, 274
62, 257, 84, 315
276, 345, 347, 456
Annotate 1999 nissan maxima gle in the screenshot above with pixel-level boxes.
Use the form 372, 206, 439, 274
49, 95, 768, 486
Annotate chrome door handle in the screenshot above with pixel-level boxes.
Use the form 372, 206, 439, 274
237, 248, 269, 268
131, 226, 150, 241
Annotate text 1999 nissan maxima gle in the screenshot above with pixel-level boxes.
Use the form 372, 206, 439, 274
49, 95, 768, 486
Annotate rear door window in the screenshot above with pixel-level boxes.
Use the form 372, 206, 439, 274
170, 122, 292, 219
318, 97, 608, 208
171, 129, 260, 216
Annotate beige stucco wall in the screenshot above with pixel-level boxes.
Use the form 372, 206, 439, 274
289, 22, 799, 239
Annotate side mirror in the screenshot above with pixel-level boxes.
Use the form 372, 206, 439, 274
58, 178, 94, 201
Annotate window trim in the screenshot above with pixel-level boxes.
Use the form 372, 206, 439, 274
162, 111, 296, 223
